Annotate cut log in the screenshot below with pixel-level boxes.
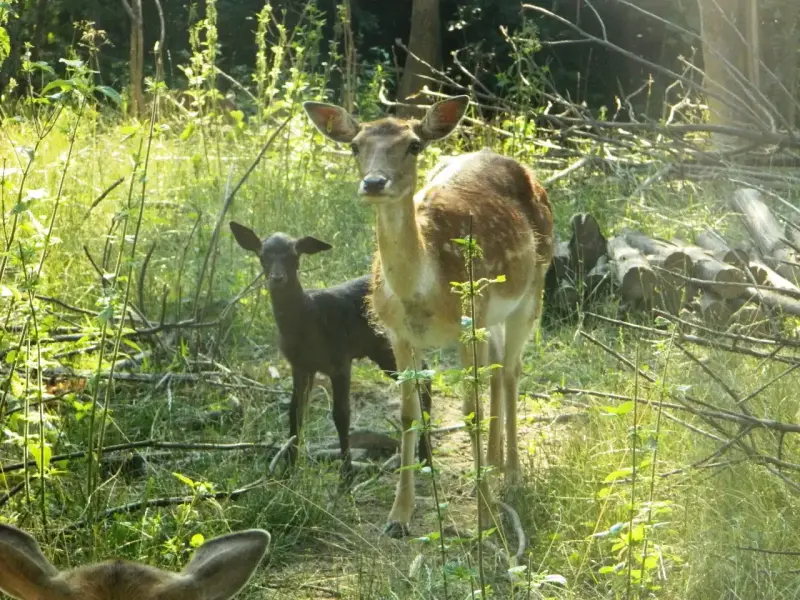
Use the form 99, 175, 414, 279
552, 239, 574, 281
696, 292, 732, 327
694, 229, 750, 268
569, 213, 607, 276
749, 261, 800, 295
670, 239, 747, 299
607, 235, 657, 301
728, 298, 770, 336
584, 254, 611, 299
622, 229, 693, 280
746, 260, 771, 285
786, 220, 800, 250
730, 188, 800, 284
554, 280, 580, 313
545, 238, 573, 307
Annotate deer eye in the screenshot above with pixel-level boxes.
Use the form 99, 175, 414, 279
408, 141, 423, 156
350, 143, 359, 156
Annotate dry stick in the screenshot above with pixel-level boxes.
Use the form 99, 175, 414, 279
66, 475, 270, 531
33, 294, 97, 317
654, 268, 800, 301
84, 176, 125, 217
586, 311, 799, 366
521, 3, 773, 131
674, 342, 752, 416
0, 482, 25, 508
36, 369, 285, 393
578, 332, 746, 441
267, 435, 297, 476
1, 439, 279, 475
496, 500, 527, 563
613, 0, 798, 128
191, 115, 292, 318
137, 241, 157, 318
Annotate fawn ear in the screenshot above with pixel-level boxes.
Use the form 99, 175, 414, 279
294, 236, 333, 256
303, 101, 361, 144
417, 95, 470, 142
0, 525, 60, 600
229, 222, 262, 254
181, 529, 270, 600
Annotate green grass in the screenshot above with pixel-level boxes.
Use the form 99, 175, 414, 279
1, 97, 799, 600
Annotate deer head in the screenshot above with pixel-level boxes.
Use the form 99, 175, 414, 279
303, 96, 470, 204
0, 524, 270, 600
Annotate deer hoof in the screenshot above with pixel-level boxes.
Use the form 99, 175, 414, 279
383, 520, 410, 538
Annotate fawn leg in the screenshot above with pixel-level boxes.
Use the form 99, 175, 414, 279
287, 366, 313, 467
330, 370, 354, 488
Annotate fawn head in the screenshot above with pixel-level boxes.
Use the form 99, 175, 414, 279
303, 96, 470, 204
229, 222, 332, 289
0, 524, 270, 600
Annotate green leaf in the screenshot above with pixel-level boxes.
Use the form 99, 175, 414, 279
0, 27, 10, 66
172, 472, 196, 488
96, 85, 122, 105
59, 58, 84, 69
630, 524, 645, 542
604, 467, 633, 482
180, 122, 196, 141
42, 79, 75, 94
27, 442, 52, 473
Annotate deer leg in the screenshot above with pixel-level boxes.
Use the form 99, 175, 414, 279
372, 344, 434, 465
502, 278, 545, 484
486, 325, 505, 469
330, 370, 354, 489
385, 339, 420, 538
459, 339, 494, 529
288, 366, 313, 468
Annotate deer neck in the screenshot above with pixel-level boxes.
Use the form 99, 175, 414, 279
374, 193, 428, 300
269, 278, 306, 333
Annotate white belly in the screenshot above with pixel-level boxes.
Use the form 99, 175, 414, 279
485, 294, 523, 326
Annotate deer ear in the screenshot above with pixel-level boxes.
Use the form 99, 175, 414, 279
303, 101, 361, 144
0, 525, 59, 600
295, 236, 333, 256
181, 529, 270, 600
229, 222, 262, 254
417, 95, 470, 142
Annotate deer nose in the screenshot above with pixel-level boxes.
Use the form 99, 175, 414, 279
269, 272, 287, 285
362, 175, 388, 195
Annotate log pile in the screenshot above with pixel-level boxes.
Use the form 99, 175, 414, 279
544, 188, 800, 334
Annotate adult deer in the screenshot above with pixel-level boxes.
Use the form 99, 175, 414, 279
304, 95, 554, 536
0, 524, 269, 600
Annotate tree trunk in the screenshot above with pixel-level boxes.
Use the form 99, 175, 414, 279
696, 0, 759, 145
31, 0, 50, 63
122, 0, 145, 118
397, 0, 441, 118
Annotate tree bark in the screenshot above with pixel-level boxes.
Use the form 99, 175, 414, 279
397, 0, 441, 118
696, 0, 759, 145
121, 0, 145, 118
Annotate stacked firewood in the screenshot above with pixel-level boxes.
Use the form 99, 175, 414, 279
544, 188, 800, 333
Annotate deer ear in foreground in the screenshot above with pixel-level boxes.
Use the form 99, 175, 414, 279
0, 524, 270, 600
